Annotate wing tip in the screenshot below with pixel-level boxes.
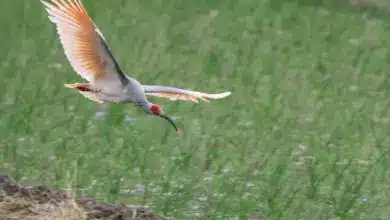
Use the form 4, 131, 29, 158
222, 91, 232, 97
209, 91, 232, 99
40, 0, 53, 8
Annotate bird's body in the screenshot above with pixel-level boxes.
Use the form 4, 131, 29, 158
40, 0, 231, 134
65, 78, 148, 105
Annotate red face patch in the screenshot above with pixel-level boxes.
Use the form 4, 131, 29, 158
150, 104, 161, 115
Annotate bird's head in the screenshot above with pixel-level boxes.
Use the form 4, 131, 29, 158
150, 104, 163, 116
150, 103, 180, 135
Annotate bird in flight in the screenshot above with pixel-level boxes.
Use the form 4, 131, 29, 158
40, 0, 231, 135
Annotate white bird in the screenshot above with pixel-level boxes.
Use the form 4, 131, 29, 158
40, 0, 231, 135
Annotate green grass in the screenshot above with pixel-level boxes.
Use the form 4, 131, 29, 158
1, 0, 390, 219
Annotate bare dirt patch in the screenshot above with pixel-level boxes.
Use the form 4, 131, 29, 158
0, 173, 167, 220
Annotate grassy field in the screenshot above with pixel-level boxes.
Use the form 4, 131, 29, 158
1, 0, 390, 219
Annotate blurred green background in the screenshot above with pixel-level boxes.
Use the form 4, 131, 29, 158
1, 0, 390, 219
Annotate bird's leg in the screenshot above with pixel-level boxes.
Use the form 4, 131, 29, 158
95, 103, 109, 120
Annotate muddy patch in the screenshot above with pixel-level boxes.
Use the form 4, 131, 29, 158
0, 173, 167, 220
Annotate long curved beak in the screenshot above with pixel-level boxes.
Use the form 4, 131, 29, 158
159, 114, 180, 135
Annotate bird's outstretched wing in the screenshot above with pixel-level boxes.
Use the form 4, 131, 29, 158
143, 85, 231, 103
40, 0, 128, 87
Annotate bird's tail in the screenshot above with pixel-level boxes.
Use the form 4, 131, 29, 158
65, 83, 93, 92
64, 83, 104, 103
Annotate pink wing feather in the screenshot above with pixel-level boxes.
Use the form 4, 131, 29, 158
41, 0, 125, 87
143, 85, 231, 103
